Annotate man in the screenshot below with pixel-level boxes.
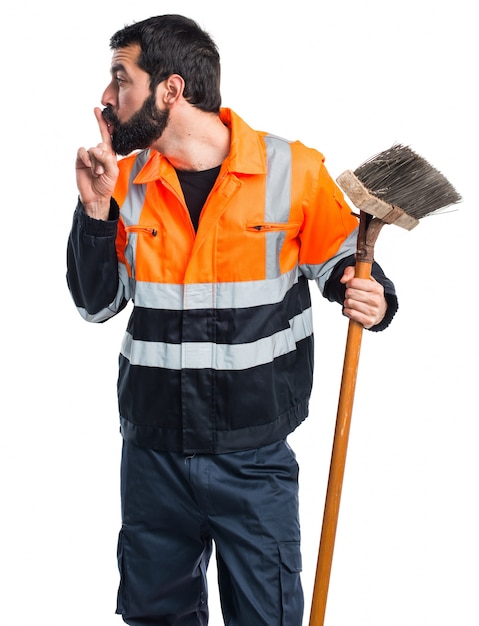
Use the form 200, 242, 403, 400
67, 14, 398, 626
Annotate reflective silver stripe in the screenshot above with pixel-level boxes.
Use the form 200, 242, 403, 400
264, 135, 292, 278
120, 306, 313, 370
301, 228, 359, 292
120, 150, 150, 226
120, 151, 150, 279
133, 267, 299, 311
77, 262, 131, 322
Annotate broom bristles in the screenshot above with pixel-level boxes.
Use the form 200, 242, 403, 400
353, 144, 462, 219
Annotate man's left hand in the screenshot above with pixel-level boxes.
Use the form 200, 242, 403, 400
340, 265, 387, 329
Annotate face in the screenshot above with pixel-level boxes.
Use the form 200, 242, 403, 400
101, 44, 170, 156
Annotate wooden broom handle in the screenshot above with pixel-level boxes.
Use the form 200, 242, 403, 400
309, 259, 372, 626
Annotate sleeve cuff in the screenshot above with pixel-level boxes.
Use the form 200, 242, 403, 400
75, 197, 120, 237
367, 291, 399, 332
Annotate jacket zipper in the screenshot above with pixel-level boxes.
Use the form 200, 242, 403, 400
246, 222, 300, 232
124, 225, 158, 237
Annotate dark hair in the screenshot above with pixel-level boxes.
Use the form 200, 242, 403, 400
110, 15, 221, 113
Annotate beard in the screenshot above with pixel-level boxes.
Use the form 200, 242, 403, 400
102, 94, 170, 156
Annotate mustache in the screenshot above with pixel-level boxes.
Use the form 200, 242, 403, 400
101, 105, 120, 128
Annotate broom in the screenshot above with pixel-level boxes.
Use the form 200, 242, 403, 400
309, 144, 462, 626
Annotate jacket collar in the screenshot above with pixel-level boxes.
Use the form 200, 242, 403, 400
133, 108, 267, 184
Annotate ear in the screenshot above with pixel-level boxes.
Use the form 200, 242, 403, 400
160, 74, 185, 106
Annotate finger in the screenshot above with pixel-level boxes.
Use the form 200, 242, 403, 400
340, 265, 355, 284
76, 146, 92, 169
87, 147, 107, 176
348, 276, 380, 294
88, 143, 119, 182
94, 106, 114, 150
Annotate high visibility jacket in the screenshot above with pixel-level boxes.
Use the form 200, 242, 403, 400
67, 109, 371, 454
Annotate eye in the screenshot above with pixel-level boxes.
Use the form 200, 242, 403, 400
115, 75, 126, 85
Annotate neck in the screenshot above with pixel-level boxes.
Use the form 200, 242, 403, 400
153, 107, 230, 172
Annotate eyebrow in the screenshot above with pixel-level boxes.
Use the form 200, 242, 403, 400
111, 63, 127, 75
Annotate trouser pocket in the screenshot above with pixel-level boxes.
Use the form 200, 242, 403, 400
279, 541, 303, 626
116, 529, 128, 616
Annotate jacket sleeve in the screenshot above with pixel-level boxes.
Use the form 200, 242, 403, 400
66, 198, 128, 322
295, 155, 398, 332
323, 254, 399, 332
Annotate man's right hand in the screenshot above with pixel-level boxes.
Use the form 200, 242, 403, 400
76, 107, 119, 220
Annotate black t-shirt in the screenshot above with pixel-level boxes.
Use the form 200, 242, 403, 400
176, 165, 221, 231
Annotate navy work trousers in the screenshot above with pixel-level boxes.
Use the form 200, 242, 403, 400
116, 439, 304, 625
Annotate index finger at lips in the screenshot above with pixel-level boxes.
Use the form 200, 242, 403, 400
94, 107, 113, 150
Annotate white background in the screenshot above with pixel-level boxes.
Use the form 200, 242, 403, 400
1, 0, 477, 624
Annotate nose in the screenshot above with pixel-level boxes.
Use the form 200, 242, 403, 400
101, 81, 117, 107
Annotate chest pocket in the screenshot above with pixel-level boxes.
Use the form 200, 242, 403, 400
124, 225, 159, 282
246, 221, 302, 279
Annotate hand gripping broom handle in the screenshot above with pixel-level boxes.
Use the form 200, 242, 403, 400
309, 210, 386, 626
